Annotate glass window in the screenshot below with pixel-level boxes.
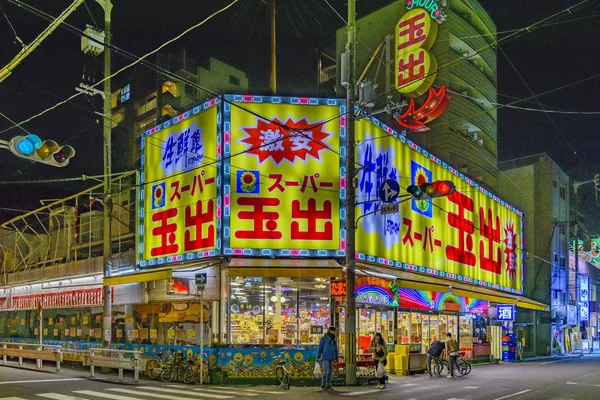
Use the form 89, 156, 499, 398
397, 312, 410, 344
459, 315, 473, 360
228, 276, 331, 345
230, 278, 265, 344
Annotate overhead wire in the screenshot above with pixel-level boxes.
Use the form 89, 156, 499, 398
0, 3, 25, 47
0, 0, 242, 135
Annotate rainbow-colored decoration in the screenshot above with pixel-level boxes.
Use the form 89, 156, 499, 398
399, 288, 488, 314
356, 285, 398, 307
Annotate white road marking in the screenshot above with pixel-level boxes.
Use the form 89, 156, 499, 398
541, 359, 572, 365
401, 383, 417, 387
242, 389, 290, 395
110, 387, 230, 400
464, 386, 479, 389
136, 386, 233, 399
0, 397, 27, 400
192, 388, 258, 396
37, 394, 89, 400
340, 389, 383, 396
566, 381, 600, 387
492, 390, 531, 400
0, 379, 84, 385
73, 391, 140, 400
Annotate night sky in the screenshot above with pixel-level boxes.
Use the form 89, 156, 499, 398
0, 0, 599, 231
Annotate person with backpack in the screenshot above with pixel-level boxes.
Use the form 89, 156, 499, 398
317, 326, 339, 391
427, 339, 445, 377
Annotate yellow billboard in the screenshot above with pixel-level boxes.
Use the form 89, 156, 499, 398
355, 118, 523, 294
224, 96, 344, 256
140, 100, 220, 266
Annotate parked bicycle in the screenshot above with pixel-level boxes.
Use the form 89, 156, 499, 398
160, 352, 188, 382
182, 353, 210, 385
272, 352, 291, 389
145, 349, 168, 379
435, 351, 472, 377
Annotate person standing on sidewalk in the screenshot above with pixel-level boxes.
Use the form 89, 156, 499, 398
372, 332, 388, 389
317, 326, 338, 391
445, 332, 459, 378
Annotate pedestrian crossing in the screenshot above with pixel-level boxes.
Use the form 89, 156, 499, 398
0, 385, 287, 400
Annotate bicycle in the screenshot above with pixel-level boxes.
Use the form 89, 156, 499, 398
435, 352, 471, 377
182, 357, 210, 385
272, 352, 291, 389
145, 350, 167, 379
160, 353, 188, 382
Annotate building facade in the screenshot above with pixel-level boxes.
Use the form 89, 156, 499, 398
322, 0, 499, 190
0, 93, 547, 380
499, 154, 570, 355
110, 52, 248, 172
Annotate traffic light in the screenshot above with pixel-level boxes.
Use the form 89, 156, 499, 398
407, 180, 456, 200
9, 135, 75, 167
595, 173, 600, 191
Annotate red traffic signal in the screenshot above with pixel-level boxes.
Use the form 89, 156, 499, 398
407, 180, 455, 200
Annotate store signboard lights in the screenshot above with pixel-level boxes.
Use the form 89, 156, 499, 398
331, 276, 399, 307
497, 304, 515, 321
580, 275, 590, 322
406, 0, 446, 22
355, 117, 524, 295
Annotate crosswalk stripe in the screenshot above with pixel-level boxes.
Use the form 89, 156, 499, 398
73, 391, 140, 400
37, 394, 89, 400
192, 388, 258, 397
242, 389, 288, 395
1, 397, 27, 400
109, 388, 232, 400
135, 386, 233, 399
340, 389, 382, 396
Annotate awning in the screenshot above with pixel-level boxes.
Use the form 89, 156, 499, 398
228, 258, 342, 278
452, 288, 517, 305
103, 269, 172, 286
516, 297, 550, 312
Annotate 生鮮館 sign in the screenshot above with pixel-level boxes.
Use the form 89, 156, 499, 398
140, 99, 221, 266
354, 117, 524, 294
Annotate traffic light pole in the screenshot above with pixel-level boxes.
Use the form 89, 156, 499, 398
98, 0, 113, 349
344, 0, 357, 386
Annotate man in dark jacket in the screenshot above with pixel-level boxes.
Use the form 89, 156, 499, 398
317, 326, 339, 391
427, 340, 445, 377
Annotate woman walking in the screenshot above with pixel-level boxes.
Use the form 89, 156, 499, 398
372, 332, 388, 389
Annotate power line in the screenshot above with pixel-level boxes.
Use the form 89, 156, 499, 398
0, 3, 25, 47
0, 0, 242, 135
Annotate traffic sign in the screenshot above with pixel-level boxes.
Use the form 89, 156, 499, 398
195, 273, 207, 290
378, 179, 400, 203
380, 202, 399, 215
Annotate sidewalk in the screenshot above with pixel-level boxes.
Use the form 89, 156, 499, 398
521, 353, 584, 362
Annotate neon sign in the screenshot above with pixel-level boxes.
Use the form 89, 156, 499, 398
497, 304, 515, 321
406, 0, 442, 19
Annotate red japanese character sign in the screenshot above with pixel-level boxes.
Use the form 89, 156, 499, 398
142, 105, 219, 263
240, 117, 332, 165
355, 118, 523, 293
228, 101, 341, 251
395, 8, 438, 97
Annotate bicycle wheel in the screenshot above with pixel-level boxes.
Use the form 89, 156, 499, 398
284, 372, 291, 389
453, 360, 466, 377
146, 359, 161, 379
434, 360, 443, 375
182, 369, 195, 384
160, 367, 175, 382
275, 366, 287, 388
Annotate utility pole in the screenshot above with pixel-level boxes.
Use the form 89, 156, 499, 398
270, 0, 277, 94
97, 0, 113, 349
344, 0, 357, 386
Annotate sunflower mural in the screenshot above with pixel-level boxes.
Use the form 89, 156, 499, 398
237, 170, 260, 194
218, 349, 318, 380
